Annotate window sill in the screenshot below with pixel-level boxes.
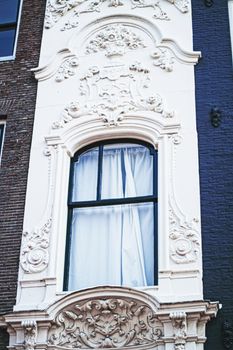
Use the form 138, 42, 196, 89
0, 55, 15, 62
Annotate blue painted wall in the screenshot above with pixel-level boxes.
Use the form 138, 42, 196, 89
192, 1, 233, 349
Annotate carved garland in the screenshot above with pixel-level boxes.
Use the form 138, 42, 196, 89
48, 297, 163, 349
45, 0, 189, 30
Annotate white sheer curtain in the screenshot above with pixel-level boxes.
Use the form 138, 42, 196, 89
68, 144, 154, 291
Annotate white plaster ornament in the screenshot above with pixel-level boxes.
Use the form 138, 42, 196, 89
48, 297, 163, 349
45, 0, 190, 30
52, 62, 174, 128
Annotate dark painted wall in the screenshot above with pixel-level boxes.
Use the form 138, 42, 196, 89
0, 0, 46, 348
192, 1, 233, 349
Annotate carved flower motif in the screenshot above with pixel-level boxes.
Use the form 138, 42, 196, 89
85, 25, 146, 57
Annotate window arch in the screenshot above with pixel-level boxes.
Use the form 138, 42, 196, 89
64, 139, 158, 291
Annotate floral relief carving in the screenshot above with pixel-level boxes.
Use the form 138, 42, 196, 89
169, 203, 200, 264
45, 0, 84, 29
170, 312, 187, 350
79, 62, 173, 126
55, 56, 79, 82
130, 0, 169, 20
45, 0, 189, 30
20, 218, 52, 273
52, 62, 174, 128
52, 102, 86, 129
48, 297, 163, 349
85, 24, 146, 57
151, 47, 175, 72
22, 320, 37, 350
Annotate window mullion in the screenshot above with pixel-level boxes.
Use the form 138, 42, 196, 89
96, 145, 103, 200
69, 195, 158, 208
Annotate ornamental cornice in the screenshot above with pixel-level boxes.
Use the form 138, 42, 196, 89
32, 17, 201, 82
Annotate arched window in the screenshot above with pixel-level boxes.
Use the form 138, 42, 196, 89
64, 140, 158, 291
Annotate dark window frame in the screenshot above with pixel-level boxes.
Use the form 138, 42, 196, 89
63, 139, 158, 291
0, 123, 5, 159
0, 0, 21, 59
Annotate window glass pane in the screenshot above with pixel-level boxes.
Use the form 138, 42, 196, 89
67, 202, 154, 290
0, 0, 20, 24
101, 143, 154, 199
0, 28, 15, 56
71, 147, 99, 202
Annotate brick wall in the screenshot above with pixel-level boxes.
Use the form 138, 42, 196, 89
0, 0, 46, 348
192, 1, 233, 349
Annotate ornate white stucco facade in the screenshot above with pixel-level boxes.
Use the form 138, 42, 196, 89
0, 0, 219, 349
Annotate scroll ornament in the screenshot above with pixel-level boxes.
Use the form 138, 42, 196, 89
48, 297, 163, 348
169, 206, 200, 264
20, 218, 52, 273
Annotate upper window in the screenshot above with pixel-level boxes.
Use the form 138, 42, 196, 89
0, 0, 21, 60
64, 140, 158, 291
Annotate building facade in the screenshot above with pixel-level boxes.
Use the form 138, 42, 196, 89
0, 1, 232, 349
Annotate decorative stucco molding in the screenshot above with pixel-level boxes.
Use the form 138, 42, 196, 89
169, 198, 200, 264
151, 47, 174, 72
48, 297, 163, 348
32, 43, 201, 83
20, 218, 52, 273
3, 287, 219, 349
168, 135, 200, 265
20, 145, 57, 274
51, 62, 174, 128
55, 56, 79, 82
78, 62, 173, 126
170, 312, 187, 350
21, 320, 37, 350
85, 24, 146, 57
45, 0, 190, 30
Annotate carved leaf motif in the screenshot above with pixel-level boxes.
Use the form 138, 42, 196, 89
48, 298, 163, 349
